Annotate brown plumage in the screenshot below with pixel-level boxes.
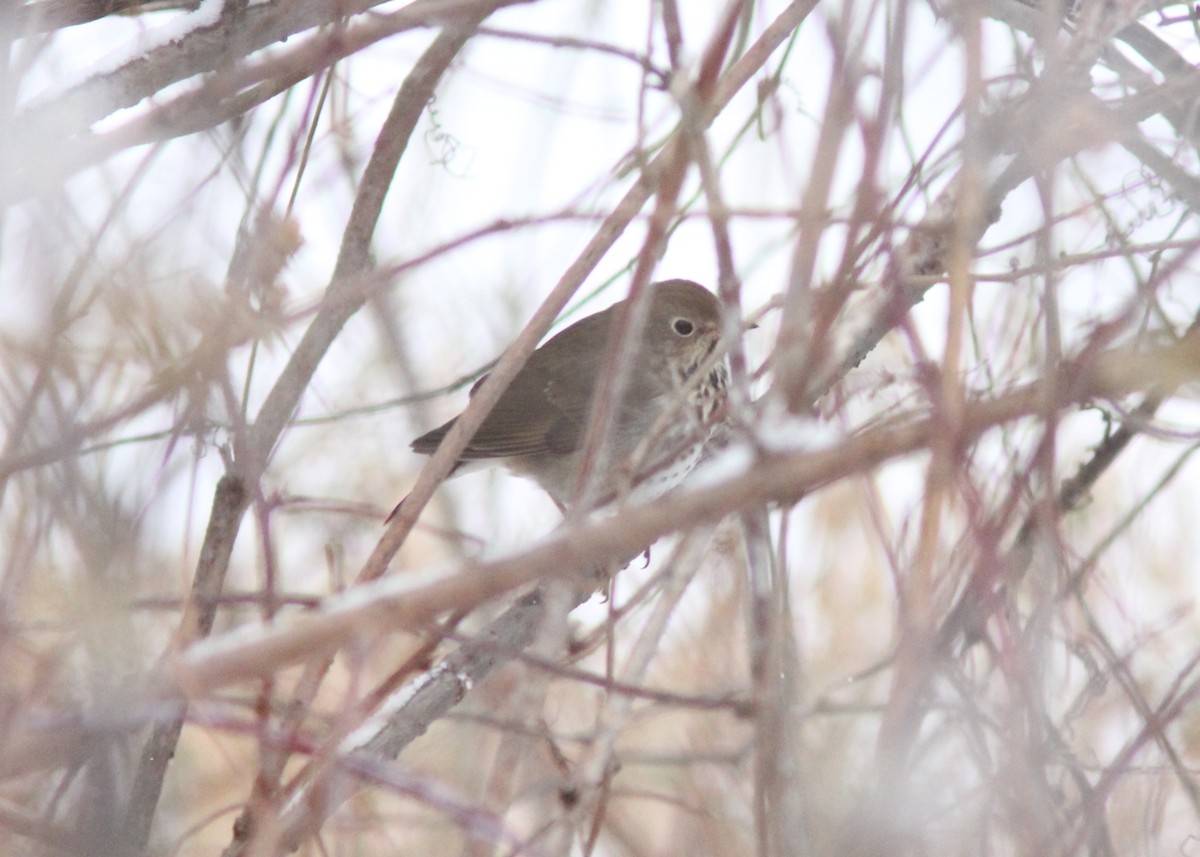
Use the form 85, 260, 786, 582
410, 279, 729, 510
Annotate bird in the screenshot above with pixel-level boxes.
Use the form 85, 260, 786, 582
407, 278, 731, 512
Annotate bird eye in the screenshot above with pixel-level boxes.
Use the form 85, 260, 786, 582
672, 318, 695, 336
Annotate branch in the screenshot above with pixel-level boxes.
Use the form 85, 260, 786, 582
115, 7, 514, 847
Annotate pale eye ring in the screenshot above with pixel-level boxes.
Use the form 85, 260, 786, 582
672, 318, 695, 336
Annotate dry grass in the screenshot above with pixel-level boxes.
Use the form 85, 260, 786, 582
1, 1, 1199, 855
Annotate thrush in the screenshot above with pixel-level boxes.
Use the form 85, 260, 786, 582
409, 278, 731, 511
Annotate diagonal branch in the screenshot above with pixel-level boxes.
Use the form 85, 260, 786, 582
117, 6, 515, 849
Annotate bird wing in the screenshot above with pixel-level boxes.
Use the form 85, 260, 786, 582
410, 308, 614, 459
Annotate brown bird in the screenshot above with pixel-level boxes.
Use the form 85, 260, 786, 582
410, 278, 731, 511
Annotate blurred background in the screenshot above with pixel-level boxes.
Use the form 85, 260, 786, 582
2, 0, 1200, 854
